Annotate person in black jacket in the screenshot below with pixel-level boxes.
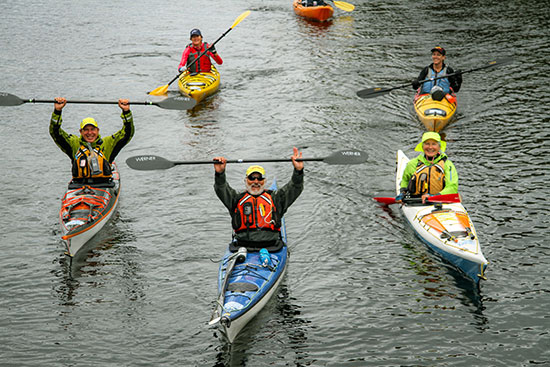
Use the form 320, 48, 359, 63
412, 46, 462, 100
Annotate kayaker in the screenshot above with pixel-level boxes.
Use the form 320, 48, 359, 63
50, 97, 134, 187
213, 147, 304, 252
178, 28, 223, 75
301, 0, 328, 5
396, 132, 458, 204
412, 46, 462, 101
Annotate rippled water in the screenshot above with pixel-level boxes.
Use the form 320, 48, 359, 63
1, 0, 549, 366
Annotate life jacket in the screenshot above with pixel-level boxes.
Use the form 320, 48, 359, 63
186, 43, 212, 74
421, 65, 451, 95
232, 191, 281, 233
72, 143, 112, 179
407, 157, 447, 195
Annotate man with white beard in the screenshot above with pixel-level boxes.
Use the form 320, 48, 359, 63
213, 147, 304, 252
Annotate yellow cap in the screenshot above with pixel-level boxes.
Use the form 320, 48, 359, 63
80, 117, 99, 129
415, 131, 447, 153
245, 165, 266, 178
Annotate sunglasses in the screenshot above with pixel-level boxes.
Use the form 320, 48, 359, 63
247, 175, 265, 181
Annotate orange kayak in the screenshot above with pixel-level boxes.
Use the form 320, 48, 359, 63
293, 0, 334, 22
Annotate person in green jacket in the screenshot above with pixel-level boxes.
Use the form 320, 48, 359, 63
396, 132, 458, 204
50, 97, 134, 187
213, 147, 304, 251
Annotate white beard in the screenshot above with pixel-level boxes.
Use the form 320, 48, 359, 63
246, 181, 265, 195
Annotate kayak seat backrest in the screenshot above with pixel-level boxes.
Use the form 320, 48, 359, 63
227, 282, 259, 292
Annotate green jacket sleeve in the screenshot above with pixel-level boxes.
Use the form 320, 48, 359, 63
214, 171, 239, 212
439, 159, 459, 195
49, 110, 81, 160
101, 111, 135, 163
399, 158, 418, 190
273, 169, 304, 217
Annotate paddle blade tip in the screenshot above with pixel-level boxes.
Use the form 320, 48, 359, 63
208, 317, 221, 326
325, 149, 368, 164
125, 155, 174, 170
148, 85, 169, 96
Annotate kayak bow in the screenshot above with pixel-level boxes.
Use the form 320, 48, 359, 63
59, 163, 121, 258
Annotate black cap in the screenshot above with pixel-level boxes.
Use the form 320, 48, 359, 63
190, 28, 202, 38
431, 46, 446, 56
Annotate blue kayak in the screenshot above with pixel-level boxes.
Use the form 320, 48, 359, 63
210, 180, 288, 343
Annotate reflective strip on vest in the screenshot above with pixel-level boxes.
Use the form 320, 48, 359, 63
233, 192, 280, 233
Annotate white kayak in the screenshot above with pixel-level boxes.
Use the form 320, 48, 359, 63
395, 150, 488, 284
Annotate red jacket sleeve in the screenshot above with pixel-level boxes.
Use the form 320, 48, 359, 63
208, 51, 223, 65
178, 46, 192, 70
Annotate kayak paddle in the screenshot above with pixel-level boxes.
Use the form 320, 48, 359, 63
0, 92, 196, 110
126, 149, 368, 171
373, 193, 461, 205
356, 57, 514, 99
148, 10, 251, 96
326, 0, 355, 12
209, 247, 247, 326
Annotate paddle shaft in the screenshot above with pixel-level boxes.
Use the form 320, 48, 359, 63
357, 57, 513, 98
209, 248, 247, 325
166, 22, 239, 87
373, 193, 461, 205
417, 61, 508, 87
173, 157, 324, 165
126, 150, 367, 170
21, 99, 156, 106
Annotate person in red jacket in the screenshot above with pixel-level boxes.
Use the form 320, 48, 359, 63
178, 28, 223, 75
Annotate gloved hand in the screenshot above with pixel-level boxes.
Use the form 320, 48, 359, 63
208, 44, 216, 54
454, 69, 462, 75
395, 193, 405, 202
411, 79, 420, 90
178, 66, 186, 73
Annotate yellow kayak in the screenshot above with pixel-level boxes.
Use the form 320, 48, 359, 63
177, 66, 220, 103
413, 92, 457, 132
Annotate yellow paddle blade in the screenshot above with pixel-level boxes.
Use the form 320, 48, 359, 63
333, 1, 354, 12
231, 10, 251, 28
148, 84, 169, 96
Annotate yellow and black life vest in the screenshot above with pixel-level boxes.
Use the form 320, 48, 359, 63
409, 158, 447, 195
232, 191, 281, 233
72, 143, 112, 179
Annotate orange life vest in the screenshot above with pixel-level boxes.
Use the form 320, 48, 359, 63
72, 143, 112, 179
410, 158, 446, 195
232, 191, 281, 233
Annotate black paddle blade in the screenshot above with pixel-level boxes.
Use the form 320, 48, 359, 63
323, 149, 368, 164
0, 92, 25, 106
126, 155, 175, 170
155, 96, 196, 110
356, 87, 393, 99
